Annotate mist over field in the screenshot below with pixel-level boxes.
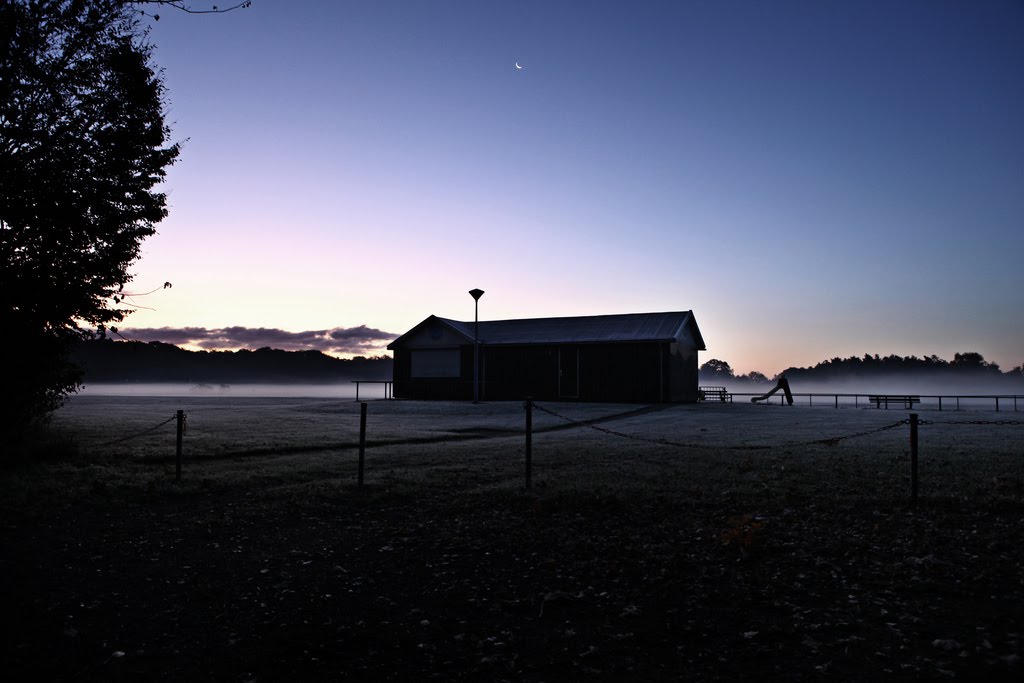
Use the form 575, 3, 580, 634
76, 382, 389, 400
74, 377, 1024, 403
722, 376, 1024, 397
703, 351, 1024, 399
72, 340, 1024, 402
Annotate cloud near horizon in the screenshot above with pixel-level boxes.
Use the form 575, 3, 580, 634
115, 325, 397, 357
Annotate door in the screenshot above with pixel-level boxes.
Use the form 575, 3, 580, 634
558, 347, 579, 398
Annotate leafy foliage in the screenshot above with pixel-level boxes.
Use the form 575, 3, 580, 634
73, 339, 393, 383
1, 0, 179, 436
699, 359, 767, 384
699, 358, 734, 380
705, 352, 1020, 386
779, 352, 1007, 383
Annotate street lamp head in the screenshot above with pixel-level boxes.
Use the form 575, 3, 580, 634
469, 288, 485, 301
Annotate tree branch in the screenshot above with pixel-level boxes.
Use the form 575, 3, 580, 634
133, 1, 252, 21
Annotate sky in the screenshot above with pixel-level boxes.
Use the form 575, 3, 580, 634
118, 0, 1024, 375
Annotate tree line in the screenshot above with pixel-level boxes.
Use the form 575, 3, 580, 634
700, 353, 1024, 386
74, 339, 392, 384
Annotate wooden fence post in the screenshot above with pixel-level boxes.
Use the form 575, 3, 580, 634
524, 399, 533, 490
358, 402, 367, 487
175, 410, 184, 481
909, 413, 919, 503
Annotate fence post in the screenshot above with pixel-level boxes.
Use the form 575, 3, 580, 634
358, 402, 367, 487
175, 409, 184, 481
909, 413, 919, 504
524, 398, 533, 490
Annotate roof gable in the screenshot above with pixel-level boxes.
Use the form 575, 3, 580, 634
386, 315, 473, 350
389, 311, 706, 350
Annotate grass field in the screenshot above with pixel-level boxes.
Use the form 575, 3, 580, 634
3, 396, 1022, 680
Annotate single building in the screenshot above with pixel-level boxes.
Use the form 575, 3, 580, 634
387, 311, 706, 402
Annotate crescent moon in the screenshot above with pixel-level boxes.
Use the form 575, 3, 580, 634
515, 62, 522, 70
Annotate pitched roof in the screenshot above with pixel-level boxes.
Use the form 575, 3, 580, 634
389, 311, 705, 349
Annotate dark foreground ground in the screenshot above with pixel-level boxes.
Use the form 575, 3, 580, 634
3, 479, 1022, 681
4, 396, 1023, 680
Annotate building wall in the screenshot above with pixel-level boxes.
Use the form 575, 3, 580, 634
577, 343, 664, 402
394, 341, 700, 403
666, 342, 699, 402
482, 343, 661, 401
481, 346, 559, 400
392, 345, 473, 400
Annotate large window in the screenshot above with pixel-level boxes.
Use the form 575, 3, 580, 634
411, 349, 461, 378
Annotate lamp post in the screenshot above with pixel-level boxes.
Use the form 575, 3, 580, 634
469, 288, 484, 403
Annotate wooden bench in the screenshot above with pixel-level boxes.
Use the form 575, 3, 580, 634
699, 386, 730, 402
868, 395, 920, 409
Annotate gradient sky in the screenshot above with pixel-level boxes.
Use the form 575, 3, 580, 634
121, 0, 1024, 374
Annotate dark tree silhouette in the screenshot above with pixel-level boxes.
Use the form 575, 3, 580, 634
699, 358, 735, 382
703, 353, 1020, 388
778, 351, 1010, 383
74, 339, 393, 383
1, 0, 179, 436
951, 351, 999, 372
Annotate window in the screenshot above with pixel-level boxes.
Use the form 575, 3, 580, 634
411, 349, 461, 378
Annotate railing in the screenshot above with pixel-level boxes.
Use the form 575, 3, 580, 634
698, 385, 729, 402
728, 392, 1021, 411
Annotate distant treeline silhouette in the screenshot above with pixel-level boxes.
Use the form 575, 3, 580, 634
74, 339, 391, 384
76, 341, 1023, 388
701, 352, 1024, 386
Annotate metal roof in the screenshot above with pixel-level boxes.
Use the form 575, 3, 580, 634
389, 311, 705, 349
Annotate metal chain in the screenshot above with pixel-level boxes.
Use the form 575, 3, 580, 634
533, 403, 907, 451
94, 414, 179, 447
533, 401, 729, 449
788, 419, 909, 448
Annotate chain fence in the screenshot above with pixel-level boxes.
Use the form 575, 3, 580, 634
532, 401, 912, 451
83, 403, 1024, 460
524, 402, 1024, 501
76, 398, 1024, 501
94, 414, 182, 448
